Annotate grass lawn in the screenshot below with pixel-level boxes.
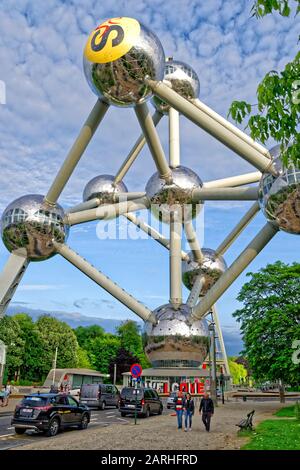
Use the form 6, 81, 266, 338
274, 405, 296, 417
242, 419, 300, 450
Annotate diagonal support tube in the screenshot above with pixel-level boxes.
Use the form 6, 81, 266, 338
192, 186, 259, 202
169, 214, 183, 308
216, 202, 260, 255
184, 221, 203, 262
114, 110, 163, 184
146, 79, 275, 174
134, 102, 173, 182
67, 193, 147, 215
187, 275, 205, 308
45, 100, 109, 205
124, 213, 189, 261
66, 197, 149, 226
0, 250, 29, 317
211, 304, 230, 376
190, 222, 278, 321
169, 107, 180, 168
204, 172, 261, 188
192, 98, 270, 158
54, 242, 156, 324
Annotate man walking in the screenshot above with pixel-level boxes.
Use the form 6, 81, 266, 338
174, 390, 184, 429
199, 392, 214, 432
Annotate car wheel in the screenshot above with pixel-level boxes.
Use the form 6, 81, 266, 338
121, 412, 127, 417
15, 428, 26, 435
144, 407, 150, 418
78, 413, 89, 430
100, 401, 106, 410
46, 418, 60, 437
158, 406, 163, 415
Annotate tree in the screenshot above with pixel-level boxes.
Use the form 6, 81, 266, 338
35, 315, 79, 378
108, 347, 139, 384
228, 1, 300, 166
74, 325, 104, 349
89, 334, 121, 375
77, 346, 93, 369
0, 316, 24, 381
13, 314, 44, 382
228, 357, 248, 385
233, 261, 300, 401
116, 320, 151, 368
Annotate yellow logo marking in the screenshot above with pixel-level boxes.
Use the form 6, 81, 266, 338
84, 17, 141, 64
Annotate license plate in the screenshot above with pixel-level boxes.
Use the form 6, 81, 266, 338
21, 408, 33, 413
81, 401, 88, 403
126, 404, 135, 408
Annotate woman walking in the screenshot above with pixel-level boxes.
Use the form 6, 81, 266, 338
183, 393, 195, 431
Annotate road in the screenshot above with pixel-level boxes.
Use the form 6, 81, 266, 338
0, 402, 170, 450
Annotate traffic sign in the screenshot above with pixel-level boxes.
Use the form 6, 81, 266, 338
130, 363, 142, 378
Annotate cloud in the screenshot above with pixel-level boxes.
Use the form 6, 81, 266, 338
18, 284, 64, 291
73, 297, 115, 310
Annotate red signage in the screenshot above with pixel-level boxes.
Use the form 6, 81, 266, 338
130, 363, 143, 378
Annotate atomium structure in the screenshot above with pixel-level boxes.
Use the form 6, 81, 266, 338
1, 17, 300, 374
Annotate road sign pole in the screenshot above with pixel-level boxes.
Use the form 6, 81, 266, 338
134, 379, 138, 425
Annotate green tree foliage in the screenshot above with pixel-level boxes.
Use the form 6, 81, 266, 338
77, 346, 93, 369
116, 320, 151, 368
89, 334, 121, 374
228, 1, 300, 166
13, 314, 44, 382
108, 347, 139, 383
0, 316, 24, 380
74, 325, 104, 349
233, 262, 300, 394
228, 357, 248, 385
35, 316, 79, 378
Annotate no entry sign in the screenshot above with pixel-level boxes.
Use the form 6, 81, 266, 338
130, 363, 142, 378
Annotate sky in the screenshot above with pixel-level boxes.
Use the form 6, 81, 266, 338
0, 0, 299, 354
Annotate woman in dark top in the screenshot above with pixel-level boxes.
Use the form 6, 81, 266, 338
183, 393, 195, 431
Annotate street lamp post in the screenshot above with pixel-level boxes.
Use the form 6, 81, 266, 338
219, 372, 225, 404
208, 322, 217, 406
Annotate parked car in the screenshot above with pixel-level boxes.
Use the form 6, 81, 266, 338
11, 393, 90, 437
166, 391, 177, 409
79, 383, 120, 410
119, 387, 163, 418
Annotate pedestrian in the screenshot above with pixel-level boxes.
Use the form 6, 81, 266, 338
199, 392, 214, 432
0, 387, 5, 407
174, 390, 184, 430
183, 392, 194, 432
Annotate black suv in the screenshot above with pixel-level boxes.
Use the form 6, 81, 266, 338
11, 393, 91, 437
119, 387, 163, 418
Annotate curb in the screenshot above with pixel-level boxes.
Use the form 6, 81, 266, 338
0, 412, 13, 417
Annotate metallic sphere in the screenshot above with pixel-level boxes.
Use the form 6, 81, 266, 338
83, 17, 165, 107
144, 303, 209, 367
152, 58, 200, 114
83, 174, 128, 204
259, 145, 300, 234
182, 248, 227, 296
1, 195, 69, 261
145, 165, 203, 223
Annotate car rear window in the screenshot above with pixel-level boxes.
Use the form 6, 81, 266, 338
81, 384, 100, 398
21, 396, 49, 407
121, 388, 143, 399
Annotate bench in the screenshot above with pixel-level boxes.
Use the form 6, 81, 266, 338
236, 410, 255, 430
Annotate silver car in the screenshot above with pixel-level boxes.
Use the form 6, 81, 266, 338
79, 383, 120, 410
166, 391, 178, 409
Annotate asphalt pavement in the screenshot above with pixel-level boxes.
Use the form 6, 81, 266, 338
0, 402, 170, 450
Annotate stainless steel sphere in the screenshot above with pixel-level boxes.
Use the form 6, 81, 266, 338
83, 17, 165, 107
259, 145, 300, 234
83, 175, 128, 204
145, 165, 203, 223
182, 249, 227, 296
1, 195, 69, 261
152, 59, 200, 114
144, 303, 209, 367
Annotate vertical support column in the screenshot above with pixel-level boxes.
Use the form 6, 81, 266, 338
169, 214, 183, 309
209, 322, 218, 406
211, 304, 230, 377
169, 108, 180, 168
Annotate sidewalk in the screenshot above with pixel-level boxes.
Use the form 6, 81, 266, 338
0, 398, 20, 416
